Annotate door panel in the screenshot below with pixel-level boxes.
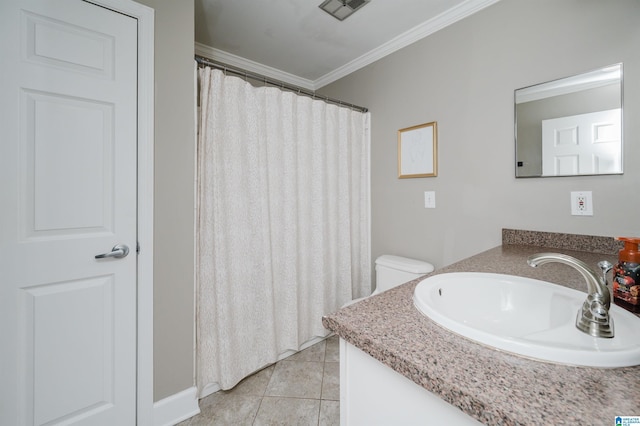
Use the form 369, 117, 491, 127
24, 90, 114, 236
23, 10, 116, 78
22, 276, 115, 425
0, 1, 138, 424
542, 109, 622, 176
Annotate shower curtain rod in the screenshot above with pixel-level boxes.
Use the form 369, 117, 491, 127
195, 55, 369, 113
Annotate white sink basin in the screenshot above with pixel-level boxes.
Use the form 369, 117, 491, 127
413, 272, 640, 367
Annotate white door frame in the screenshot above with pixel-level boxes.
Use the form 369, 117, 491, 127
85, 0, 154, 424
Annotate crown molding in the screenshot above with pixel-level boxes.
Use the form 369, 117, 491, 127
195, 0, 500, 91
194, 42, 316, 91
314, 0, 500, 88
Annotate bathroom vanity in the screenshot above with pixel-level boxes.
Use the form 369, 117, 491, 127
322, 230, 640, 425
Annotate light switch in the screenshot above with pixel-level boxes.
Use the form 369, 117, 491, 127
424, 191, 435, 209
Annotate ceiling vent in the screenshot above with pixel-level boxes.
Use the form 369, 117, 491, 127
319, 0, 370, 21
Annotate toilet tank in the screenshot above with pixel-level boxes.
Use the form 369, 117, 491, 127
374, 255, 434, 294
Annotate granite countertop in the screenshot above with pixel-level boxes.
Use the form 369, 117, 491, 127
322, 235, 640, 425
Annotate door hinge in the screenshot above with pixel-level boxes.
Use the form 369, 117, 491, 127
136, 241, 140, 254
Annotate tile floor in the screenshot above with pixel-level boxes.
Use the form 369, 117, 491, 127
179, 335, 340, 426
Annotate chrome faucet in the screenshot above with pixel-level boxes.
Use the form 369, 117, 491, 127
527, 253, 614, 338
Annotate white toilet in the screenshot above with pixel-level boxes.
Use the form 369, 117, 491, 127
346, 255, 434, 306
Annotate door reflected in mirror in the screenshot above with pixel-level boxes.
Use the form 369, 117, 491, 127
515, 63, 622, 178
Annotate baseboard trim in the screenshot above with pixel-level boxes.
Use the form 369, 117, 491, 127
153, 386, 200, 426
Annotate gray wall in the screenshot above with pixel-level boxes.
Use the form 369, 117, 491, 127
135, 0, 196, 401
319, 0, 640, 283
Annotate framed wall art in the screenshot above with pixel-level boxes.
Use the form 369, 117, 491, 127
397, 121, 438, 178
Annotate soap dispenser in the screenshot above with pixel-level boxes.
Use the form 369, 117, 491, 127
613, 237, 640, 313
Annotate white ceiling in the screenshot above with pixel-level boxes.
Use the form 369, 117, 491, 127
195, 0, 500, 91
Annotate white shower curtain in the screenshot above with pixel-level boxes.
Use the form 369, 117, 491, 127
196, 67, 371, 394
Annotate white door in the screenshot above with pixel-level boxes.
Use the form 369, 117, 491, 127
541, 109, 622, 176
0, 1, 138, 424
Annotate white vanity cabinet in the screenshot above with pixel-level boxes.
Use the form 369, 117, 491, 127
340, 339, 481, 425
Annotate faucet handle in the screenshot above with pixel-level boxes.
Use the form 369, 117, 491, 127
597, 260, 613, 286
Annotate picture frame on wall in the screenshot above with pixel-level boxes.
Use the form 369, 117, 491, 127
398, 121, 438, 178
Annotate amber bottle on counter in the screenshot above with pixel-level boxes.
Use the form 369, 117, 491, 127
613, 237, 640, 313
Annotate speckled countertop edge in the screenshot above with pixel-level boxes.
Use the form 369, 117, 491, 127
323, 231, 640, 426
502, 228, 625, 255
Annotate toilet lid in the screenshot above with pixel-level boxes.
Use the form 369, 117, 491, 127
375, 255, 434, 274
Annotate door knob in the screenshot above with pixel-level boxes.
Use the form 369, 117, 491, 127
95, 244, 130, 259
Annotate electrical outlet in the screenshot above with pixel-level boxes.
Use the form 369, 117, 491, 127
570, 191, 593, 216
424, 191, 435, 208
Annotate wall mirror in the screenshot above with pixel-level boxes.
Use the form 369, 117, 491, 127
515, 63, 623, 178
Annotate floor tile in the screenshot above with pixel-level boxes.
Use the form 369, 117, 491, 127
228, 364, 275, 396
183, 392, 262, 426
264, 360, 324, 399
321, 362, 339, 401
319, 400, 340, 426
285, 340, 326, 362
181, 337, 338, 425
325, 335, 339, 362
253, 397, 320, 426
